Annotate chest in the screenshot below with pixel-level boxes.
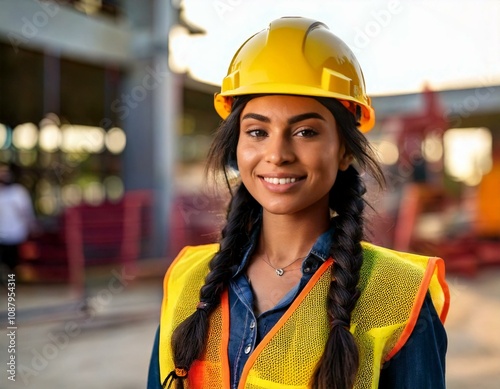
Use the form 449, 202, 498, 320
246, 258, 303, 316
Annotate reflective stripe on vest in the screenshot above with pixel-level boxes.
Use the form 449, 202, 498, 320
159, 242, 449, 389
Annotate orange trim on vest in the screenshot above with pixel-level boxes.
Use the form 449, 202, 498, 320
238, 258, 334, 387
385, 256, 448, 360
435, 258, 450, 323
221, 290, 231, 389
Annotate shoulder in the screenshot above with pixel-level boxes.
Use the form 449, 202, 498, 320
353, 242, 449, 361
164, 243, 220, 286
356, 242, 433, 322
361, 241, 435, 270
359, 242, 443, 290
358, 242, 447, 313
170, 243, 220, 268
10, 184, 31, 202
172, 243, 220, 263
12, 183, 29, 194
359, 242, 449, 320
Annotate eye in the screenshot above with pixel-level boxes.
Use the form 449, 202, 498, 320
295, 128, 318, 138
246, 129, 268, 138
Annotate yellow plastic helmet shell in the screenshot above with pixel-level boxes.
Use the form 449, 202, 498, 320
214, 17, 375, 132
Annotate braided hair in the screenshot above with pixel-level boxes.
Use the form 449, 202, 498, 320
310, 97, 384, 388
167, 95, 384, 389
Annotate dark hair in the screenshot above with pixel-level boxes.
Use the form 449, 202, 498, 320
168, 95, 384, 389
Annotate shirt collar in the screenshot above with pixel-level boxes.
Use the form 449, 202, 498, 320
233, 220, 334, 277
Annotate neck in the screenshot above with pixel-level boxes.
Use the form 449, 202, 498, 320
258, 207, 330, 267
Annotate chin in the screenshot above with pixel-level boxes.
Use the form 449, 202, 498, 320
260, 202, 309, 216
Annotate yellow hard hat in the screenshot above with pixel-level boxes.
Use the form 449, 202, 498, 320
214, 17, 375, 132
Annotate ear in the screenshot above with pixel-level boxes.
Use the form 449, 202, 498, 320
339, 151, 353, 171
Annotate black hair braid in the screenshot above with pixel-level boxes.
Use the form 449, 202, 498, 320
312, 166, 366, 389
168, 184, 260, 388
199, 183, 260, 302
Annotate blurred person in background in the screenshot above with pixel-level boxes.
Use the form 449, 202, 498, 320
148, 17, 450, 389
0, 163, 36, 280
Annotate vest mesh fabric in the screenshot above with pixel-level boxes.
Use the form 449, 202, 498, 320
159, 242, 449, 389
159, 244, 223, 388
350, 243, 448, 389
243, 261, 332, 388
188, 302, 225, 388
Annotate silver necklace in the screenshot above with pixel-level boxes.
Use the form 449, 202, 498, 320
261, 252, 306, 276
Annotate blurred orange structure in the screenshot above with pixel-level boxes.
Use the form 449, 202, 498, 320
379, 88, 500, 277
476, 151, 500, 238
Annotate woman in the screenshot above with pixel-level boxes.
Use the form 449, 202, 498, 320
148, 17, 449, 389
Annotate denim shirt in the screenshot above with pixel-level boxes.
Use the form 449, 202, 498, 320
147, 227, 447, 389
227, 225, 333, 387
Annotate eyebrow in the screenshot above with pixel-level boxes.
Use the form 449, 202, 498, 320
241, 113, 270, 123
287, 112, 326, 125
241, 112, 326, 124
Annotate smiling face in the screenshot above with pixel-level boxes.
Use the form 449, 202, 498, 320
236, 95, 352, 217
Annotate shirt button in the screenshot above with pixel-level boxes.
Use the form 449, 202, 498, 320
304, 267, 311, 273
249, 320, 256, 329
244, 345, 252, 354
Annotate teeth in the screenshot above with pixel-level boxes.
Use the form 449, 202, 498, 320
263, 177, 297, 185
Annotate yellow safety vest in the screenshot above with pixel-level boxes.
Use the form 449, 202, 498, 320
159, 242, 449, 389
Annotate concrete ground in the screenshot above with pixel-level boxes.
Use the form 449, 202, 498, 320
1, 263, 499, 389
444, 268, 500, 389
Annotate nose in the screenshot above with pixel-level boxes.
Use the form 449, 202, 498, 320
265, 135, 295, 165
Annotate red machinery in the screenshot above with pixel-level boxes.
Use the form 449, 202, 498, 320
373, 87, 500, 277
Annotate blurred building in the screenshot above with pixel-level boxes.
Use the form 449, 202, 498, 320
0, 1, 499, 279
0, 0, 221, 270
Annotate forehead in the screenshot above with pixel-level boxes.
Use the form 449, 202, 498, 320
241, 95, 333, 118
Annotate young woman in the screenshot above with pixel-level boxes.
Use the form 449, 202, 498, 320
148, 17, 450, 389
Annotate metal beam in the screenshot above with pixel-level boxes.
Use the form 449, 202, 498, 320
0, 0, 132, 64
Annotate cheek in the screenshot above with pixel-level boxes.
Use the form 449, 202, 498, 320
310, 152, 342, 188
236, 143, 257, 171
311, 147, 341, 171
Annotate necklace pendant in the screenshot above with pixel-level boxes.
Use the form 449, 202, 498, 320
276, 268, 284, 276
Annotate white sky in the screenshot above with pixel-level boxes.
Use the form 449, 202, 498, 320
175, 0, 500, 96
